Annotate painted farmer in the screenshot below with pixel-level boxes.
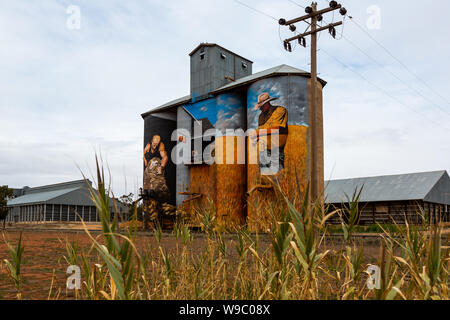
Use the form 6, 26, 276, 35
143, 135, 170, 226
250, 93, 288, 175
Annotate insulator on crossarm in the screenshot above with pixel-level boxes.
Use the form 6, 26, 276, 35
329, 26, 336, 38
305, 6, 313, 14
298, 37, 306, 47
340, 7, 347, 16
284, 41, 292, 52
329, 1, 338, 8
279, 18, 287, 25
289, 24, 296, 32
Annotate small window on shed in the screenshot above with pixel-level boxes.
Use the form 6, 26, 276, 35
220, 52, 227, 59
242, 62, 248, 69
376, 205, 388, 214
200, 51, 205, 60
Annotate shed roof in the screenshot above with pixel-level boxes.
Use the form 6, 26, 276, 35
7, 187, 80, 206
6, 179, 127, 210
325, 170, 450, 205
23, 179, 91, 195
141, 95, 191, 119
141, 64, 326, 118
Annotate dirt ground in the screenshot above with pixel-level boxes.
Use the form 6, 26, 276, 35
0, 223, 384, 300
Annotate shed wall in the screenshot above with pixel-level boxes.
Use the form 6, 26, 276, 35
424, 172, 450, 205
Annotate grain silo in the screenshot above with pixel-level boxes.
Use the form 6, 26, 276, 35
245, 75, 324, 231
141, 43, 325, 229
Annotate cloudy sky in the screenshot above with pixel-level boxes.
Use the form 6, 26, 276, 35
1, 0, 449, 197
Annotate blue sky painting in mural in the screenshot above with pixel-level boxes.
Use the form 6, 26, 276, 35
184, 93, 245, 135
247, 76, 309, 130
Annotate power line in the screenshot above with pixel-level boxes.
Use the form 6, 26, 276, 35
316, 2, 450, 118
317, 12, 450, 119
287, 0, 306, 9
340, 34, 450, 118
348, 16, 450, 108
319, 46, 450, 131
232, 0, 278, 21
234, 0, 312, 52
230, 0, 450, 132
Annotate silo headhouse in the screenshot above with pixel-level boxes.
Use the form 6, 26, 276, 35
141, 43, 326, 230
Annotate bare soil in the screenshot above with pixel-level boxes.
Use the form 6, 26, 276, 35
0, 223, 384, 300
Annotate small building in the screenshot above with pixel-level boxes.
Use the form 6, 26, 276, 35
325, 170, 450, 225
11, 188, 26, 199
5, 180, 126, 223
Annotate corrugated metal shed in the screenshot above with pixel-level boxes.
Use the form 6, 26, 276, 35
141, 64, 327, 118
325, 170, 450, 205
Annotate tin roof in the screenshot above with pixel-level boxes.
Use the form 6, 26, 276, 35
7, 187, 80, 206
189, 43, 254, 63
6, 179, 127, 210
141, 64, 326, 118
211, 64, 326, 94
141, 95, 191, 119
325, 170, 450, 205
23, 179, 91, 195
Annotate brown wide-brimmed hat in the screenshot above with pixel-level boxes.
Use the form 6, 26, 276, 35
254, 92, 278, 110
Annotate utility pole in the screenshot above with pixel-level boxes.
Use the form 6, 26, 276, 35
279, 1, 347, 206
310, 2, 319, 207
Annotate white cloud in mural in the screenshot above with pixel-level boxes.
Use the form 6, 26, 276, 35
217, 96, 240, 108
215, 109, 244, 135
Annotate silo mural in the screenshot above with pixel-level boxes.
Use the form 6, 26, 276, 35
183, 91, 247, 226
247, 76, 310, 231
184, 93, 245, 135
142, 113, 178, 227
